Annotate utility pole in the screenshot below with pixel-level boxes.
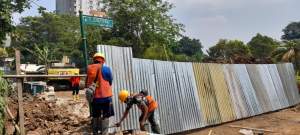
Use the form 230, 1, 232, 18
79, 10, 89, 73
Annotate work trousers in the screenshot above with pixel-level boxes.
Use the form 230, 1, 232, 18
139, 111, 160, 134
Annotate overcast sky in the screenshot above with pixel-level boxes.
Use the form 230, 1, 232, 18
13, 0, 300, 50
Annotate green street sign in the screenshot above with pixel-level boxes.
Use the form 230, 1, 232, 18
82, 15, 113, 28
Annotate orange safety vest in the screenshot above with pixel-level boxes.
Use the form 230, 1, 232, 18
146, 95, 158, 112
70, 77, 80, 86
86, 63, 112, 98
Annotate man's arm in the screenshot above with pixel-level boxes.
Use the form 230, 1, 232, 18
139, 103, 149, 129
116, 107, 131, 126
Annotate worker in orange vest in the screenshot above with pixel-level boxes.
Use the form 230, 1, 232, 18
115, 90, 160, 134
70, 73, 80, 101
86, 53, 114, 135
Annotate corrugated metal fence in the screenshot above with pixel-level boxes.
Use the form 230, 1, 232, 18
97, 45, 300, 134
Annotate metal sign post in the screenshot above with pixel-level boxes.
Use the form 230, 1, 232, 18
79, 10, 113, 73
79, 10, 89, 73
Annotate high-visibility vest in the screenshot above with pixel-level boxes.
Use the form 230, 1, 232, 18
86, 63, 112, 98
146, 95, 158, 112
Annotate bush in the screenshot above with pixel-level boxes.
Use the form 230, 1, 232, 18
0, 77, 11, 135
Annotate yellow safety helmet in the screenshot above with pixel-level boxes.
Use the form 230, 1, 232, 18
119, 90, 129, 103
93, 52, 105, 60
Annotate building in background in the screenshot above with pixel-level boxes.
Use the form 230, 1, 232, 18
56, 0, 105, 16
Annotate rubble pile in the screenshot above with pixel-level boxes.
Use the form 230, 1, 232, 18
7, 94, 90, 134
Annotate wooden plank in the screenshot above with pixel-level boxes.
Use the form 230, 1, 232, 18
229, 125, 274, 132
15, 50, 25, 135
5, 106, 20, 133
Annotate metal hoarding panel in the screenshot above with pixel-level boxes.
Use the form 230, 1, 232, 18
192, 63, 221, 125
132, 58, 161, 132
153, 60, 184, 134
245, 64, 273, 112
173, 62, 204, 131
223, 64, 250, 119
276, 64, 300, 105
96, 45, 299, 134
266, 65, 290, 108
208, 64, 236, 122
97, 45, 139, 131
233, 64, 263, 115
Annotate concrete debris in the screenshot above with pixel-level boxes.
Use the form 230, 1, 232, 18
239, 129, 254, 135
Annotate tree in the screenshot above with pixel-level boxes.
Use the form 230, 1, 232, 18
282, 22, 300, 40
207, 39, 251, 62
0, 0, 30, 43
0, 48, 8, 58
12, 12, 109, 67
272, 40, 300, 71
248, 33, 279, 59
172, 36, 204, 61
103, 0, 184, 57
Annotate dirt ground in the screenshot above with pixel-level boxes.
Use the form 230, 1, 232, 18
183, 105, 300, 135
5, 91, 300, 135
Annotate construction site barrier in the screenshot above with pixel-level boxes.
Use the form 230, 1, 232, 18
96, 45, 300, 134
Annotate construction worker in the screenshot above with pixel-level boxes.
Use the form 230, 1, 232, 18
115, 90, 160, 134
86, 53, 114, 135
70, 73, 80, 101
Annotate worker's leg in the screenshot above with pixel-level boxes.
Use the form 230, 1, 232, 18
92, 102, 101, 135
101, 117, 109, 135
92, 117, 99, 135
139, 113, 147, 131
75, 85, 80, 100
72, 86, 76, 101
148, 111, 160, 134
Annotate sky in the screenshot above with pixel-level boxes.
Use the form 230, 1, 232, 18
13, 0, 300, 50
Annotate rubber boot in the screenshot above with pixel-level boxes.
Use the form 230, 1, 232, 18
76, 95, 80, 100
73, 95, 76, 101
101, 118, 109, 135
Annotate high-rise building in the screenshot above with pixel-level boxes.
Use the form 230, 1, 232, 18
56, 0, 104, 16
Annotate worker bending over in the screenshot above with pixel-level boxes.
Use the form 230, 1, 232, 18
115, 90, 160, 134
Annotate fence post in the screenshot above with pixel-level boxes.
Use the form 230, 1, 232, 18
15, 49, 25, 135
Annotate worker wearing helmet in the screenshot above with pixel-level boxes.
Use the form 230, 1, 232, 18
115, 90, 160, 134
86, 52, 114, 135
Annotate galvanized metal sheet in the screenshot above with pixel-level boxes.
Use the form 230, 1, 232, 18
193, 63, 222, 125
232, 64, 263, 115
223, 64, 251, 119
266, 65, 290, 108
97, 45, 139, 131
96, 45, 299, 134
173, 62, 204, 130
245, 64, 273, 112
277, 64, 300, 105
208, 64, 236, 122
153, 60, 184, 134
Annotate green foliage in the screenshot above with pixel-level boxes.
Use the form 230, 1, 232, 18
12, 12, 106, 67
103, 0, 183, 57
248, 33, 279, 58
0, 0, 30, 43
0, 48, 8, 57
172, 36, 204, 62
143, 44, 170, 61
0, 77, 11, 134
272, 40, 300, 70
24, 44, 51, 67
282, 22, 300, 40
208, 39, 251, 61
